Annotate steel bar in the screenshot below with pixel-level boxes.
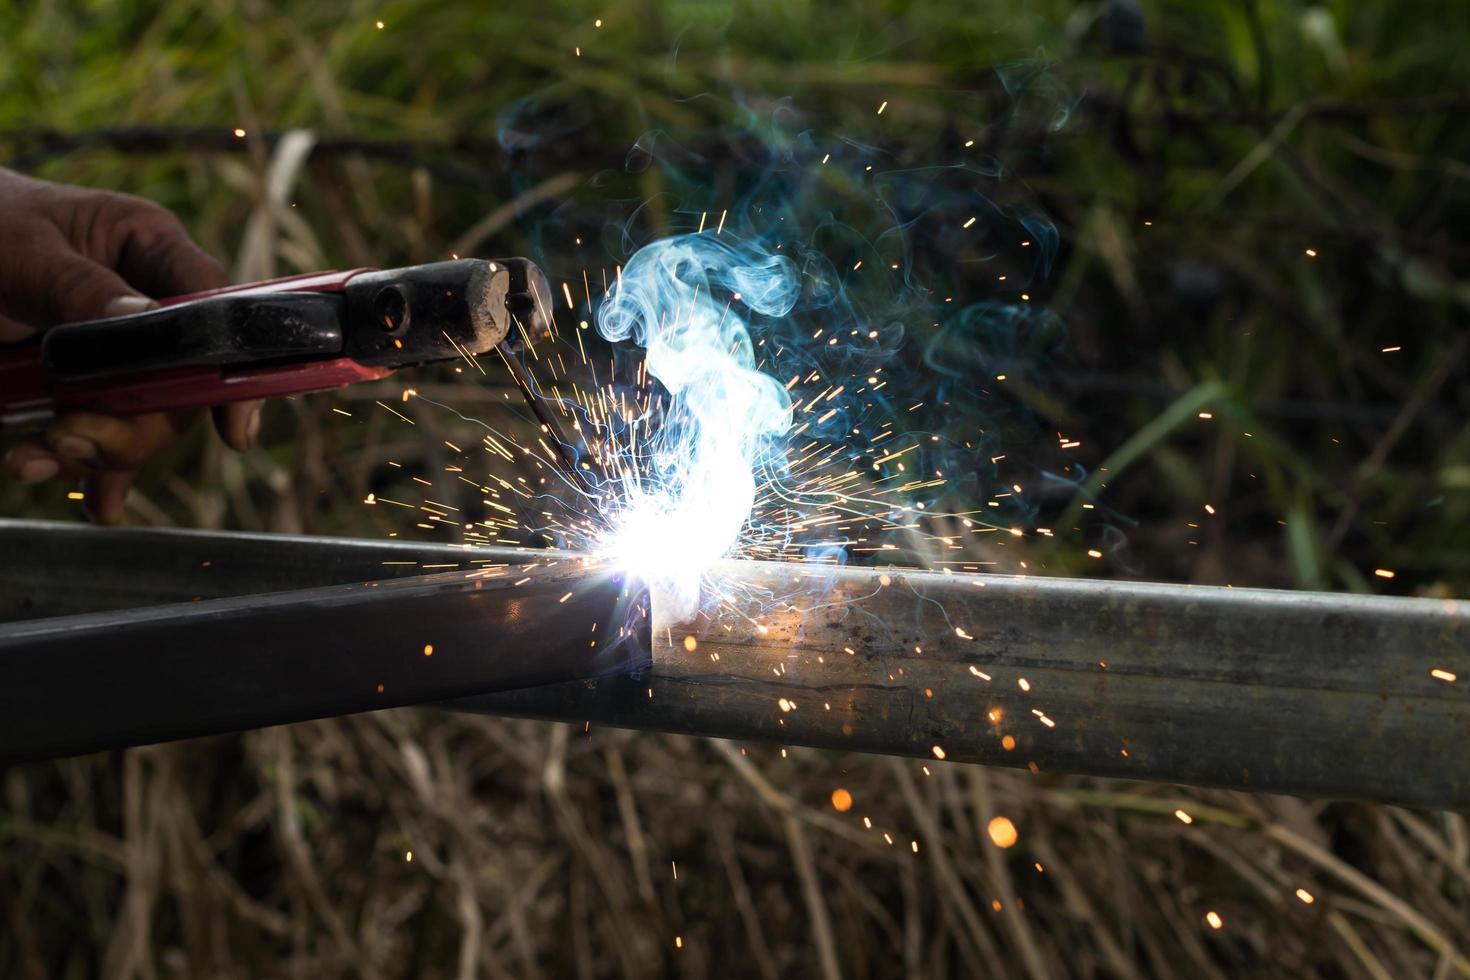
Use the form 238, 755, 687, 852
464, 564, 1464, 811
2, 520, 1466, 808
464, 560, 1469, 809
0, 525, 648, 764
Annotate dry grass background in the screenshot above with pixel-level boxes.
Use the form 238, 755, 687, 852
6, 713, 1470, 977
2, 1, 1469, 976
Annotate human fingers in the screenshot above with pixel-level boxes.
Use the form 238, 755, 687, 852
211, 399, 265, 452
44, 410, 192, 471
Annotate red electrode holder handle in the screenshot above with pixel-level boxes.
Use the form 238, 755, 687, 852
0, 268, 385, 425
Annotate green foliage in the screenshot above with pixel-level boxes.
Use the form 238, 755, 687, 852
1, 6, 1468, 978
1, 0, 1465, 594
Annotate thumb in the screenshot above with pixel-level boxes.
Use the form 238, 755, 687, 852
28, 247, 141, 327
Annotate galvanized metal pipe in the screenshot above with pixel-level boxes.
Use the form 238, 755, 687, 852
1, 520, 1465, 808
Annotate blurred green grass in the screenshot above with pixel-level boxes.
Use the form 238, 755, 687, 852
3, 0, 1465, 594
2, 7, 1469, 974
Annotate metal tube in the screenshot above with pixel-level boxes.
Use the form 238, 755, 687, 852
463, 559, 1470, 810
0, 531, 648, 764
2, 521, 1465, 808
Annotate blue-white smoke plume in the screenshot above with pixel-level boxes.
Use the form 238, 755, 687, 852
595, 234, 799, 618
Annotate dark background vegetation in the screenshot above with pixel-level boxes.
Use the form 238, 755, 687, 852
1, 1, 1467, 977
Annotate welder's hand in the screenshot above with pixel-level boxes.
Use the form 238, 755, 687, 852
0, 168, 261, 523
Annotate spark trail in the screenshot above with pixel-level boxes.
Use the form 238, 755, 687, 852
362, 222, 1053, 625
359, 157, 1081, 634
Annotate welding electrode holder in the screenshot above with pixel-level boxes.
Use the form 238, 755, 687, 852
0, 257, 556, 425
